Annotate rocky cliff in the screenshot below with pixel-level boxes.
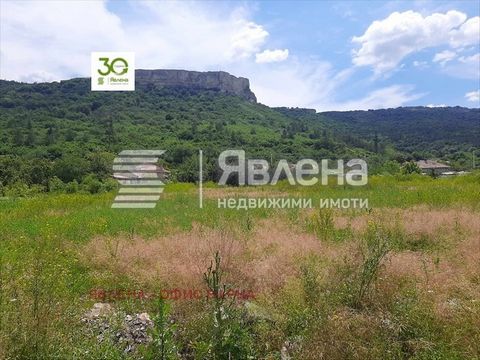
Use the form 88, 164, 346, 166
135, 69, 256, 102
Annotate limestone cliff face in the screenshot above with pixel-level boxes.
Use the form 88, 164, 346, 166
135, 69, 257, 102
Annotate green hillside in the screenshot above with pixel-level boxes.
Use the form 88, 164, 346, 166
320, 107, 480, 167
0, 78, 373, 193
0, 77, 478, 195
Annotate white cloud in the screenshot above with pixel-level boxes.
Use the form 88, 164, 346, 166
426, 104, 447, 108
459, 53, 480, 63
324, 85, 425, 111
465, 90, 480, 103
229, 22, 269, 59
442, 52, 480, 79
413, 60, 428, 68
244, 59, 344, 108
433, 50, 456, 66
255, 49, 289, 63
0, 0, 270, 82
245, 61, 422, 111
450, 16, 480, 48
352, 10, 479, 74
0, 0, 344, 110
0, 0, 429, 111
0, 0, 124, 82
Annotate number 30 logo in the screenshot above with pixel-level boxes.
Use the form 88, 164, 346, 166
97, 57, 129, 76
91, 52, 134, 91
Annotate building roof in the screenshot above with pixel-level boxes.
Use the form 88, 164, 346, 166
416, 160, 450, 169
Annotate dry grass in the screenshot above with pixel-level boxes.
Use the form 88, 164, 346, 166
82, 207, 479, 305
71, 205, 480, 358
299, 308, 390, 360
334, 205, 480, 235
82, 218, 350, 294
83, 223, 243, 289
360, 207, 480, 322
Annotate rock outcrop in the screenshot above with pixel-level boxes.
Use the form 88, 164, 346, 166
82, 303, 154, 353
135, 69, 257, 102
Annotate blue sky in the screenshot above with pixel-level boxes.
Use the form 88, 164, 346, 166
1, 0, 479, 110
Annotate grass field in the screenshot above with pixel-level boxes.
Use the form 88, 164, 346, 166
0, 173, 479, 359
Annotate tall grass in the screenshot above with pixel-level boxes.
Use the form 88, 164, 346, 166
196, 251, 254, 359
144, 300, 178, 360
353, 222, 390, 308
0, 174, 478, 358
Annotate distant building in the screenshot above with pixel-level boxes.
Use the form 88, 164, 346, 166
416, 160, 451, 176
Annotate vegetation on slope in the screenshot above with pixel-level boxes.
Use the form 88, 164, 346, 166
1, 77, 478, 196
319, 107, 480, 168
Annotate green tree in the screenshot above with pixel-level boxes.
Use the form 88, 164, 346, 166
45, 125, 55, 145
13, 127, 23, 146
104, 117, 115, 144
401, 161, 421, 175
65, 128, 76, 142
89, 152, 114, 179
30, 159, 53, 186
25, 120, 36, 146
53, 155, 89, 182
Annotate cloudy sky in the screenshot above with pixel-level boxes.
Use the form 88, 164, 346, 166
1, 0, 479, 110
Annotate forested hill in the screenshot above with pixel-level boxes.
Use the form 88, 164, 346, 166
320, 107, 480, 159
277, 105, 479, 167
0, 75, 374, 190
0, 73, 478, 194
